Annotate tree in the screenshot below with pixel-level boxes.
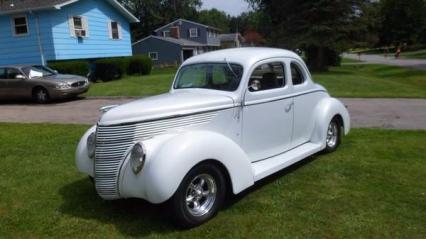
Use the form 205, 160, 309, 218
379, 0, 426, 45
118, 0, 201, 41
197, 8, 230, 32
246, 0, 370, 71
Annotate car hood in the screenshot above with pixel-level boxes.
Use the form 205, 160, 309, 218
42, 74, 87, 82
99, 91, 235, 126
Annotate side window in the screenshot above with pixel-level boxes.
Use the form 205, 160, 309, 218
248, 62, 285, 92
0, 68, 6, 78
291, 63, 306, 85
6, 68, 21, 79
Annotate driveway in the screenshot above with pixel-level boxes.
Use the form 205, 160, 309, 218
0, 97, 425, 129
343, 53, 426, 70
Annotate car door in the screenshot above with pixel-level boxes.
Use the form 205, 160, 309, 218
5, 67, 29, 98
242, 60, 294, 162
289, 61, 321, 148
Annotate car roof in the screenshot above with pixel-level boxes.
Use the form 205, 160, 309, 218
182, 47, 303, 67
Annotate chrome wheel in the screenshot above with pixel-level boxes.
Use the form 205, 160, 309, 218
326, 121, 338, 148
185, 174, 217, 217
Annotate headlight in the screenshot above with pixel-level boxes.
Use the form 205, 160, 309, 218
87, 132, 96, 159
56, 82, 71, 89
130, 143, 146, 174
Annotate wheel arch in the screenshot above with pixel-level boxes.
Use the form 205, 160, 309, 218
121, 131, 254, 204
310, 97, 350, 146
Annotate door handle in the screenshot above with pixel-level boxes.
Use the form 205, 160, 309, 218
285, 102, 294, 112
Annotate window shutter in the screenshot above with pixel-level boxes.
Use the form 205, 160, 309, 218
82, 16, 89, 37
68, 16, 75, 37
108, 21, 112, 39
118, 23, 122, 39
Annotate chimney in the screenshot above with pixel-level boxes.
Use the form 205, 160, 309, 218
170, 26, 180, 39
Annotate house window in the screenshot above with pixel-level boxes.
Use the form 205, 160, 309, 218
163, 30, 170, 37
189, 28, 198, 38
12, 15, 28, 36
149, 52, 158, 61
109, 21, 121, 39
69, 16, 88, 37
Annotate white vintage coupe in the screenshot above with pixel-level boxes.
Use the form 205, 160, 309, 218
76, 48, 350, 227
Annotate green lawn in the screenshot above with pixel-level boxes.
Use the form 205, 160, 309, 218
0, 123, 425, 238
314, 64, 426, 98
85, 64, 426, 98
85, 67, 176, 97
401, 49, 426, 59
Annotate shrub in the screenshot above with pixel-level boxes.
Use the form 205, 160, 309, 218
95, 57, 129, 75
127, 55, 152, 75
48, 60, 89, 76
88, 63, 122, 82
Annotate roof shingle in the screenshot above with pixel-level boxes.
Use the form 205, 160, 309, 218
0, 0, 71, 13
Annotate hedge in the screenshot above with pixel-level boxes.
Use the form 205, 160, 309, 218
48, 55, 152, 78
48, 60, 89, 76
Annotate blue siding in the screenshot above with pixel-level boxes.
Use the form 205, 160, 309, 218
52, 0, 132, 60
0, 12, 54, 65
0, 0, 133, 65
133, 38, 183, 65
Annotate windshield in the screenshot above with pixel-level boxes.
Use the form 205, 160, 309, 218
174, 63, 243, 91
22, 65, 56, 79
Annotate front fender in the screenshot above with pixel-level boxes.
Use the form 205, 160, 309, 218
75, 125, 96, 177
119, 131, 254, 204
311, 97, 350, 146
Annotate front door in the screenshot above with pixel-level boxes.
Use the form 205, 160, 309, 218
0, 68, 8, 98
4, 68, 28, 98
242, 60, 294, 162
182, 49, 194, 61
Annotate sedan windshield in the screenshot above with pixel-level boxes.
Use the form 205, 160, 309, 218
22, 65, 56, 79
174, 63, 243, 91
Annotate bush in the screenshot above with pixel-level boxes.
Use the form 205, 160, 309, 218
88, 63, 122, 82
48, 60, 89, 76
95, 55, 152, 76
127, 55, 152, 75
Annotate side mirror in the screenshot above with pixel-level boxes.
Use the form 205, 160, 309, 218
15, 74, 26, 80
248, 80, 261, 92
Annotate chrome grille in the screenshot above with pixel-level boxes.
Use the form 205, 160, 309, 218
71, 81, 86, 87
94, 111, 218, 199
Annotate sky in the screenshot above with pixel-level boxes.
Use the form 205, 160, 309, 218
201, 0, 252, 16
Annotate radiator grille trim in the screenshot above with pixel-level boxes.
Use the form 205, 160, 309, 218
94, 111, 218, 199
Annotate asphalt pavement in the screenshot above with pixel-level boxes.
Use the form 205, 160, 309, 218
343, 53, 426, 70
0, 97, 425, 129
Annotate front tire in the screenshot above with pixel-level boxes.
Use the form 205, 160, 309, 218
323, 117, 341, 153
33, 87, 50, 104
169, 163, 226, 228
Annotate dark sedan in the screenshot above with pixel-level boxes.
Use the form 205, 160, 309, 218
0, 65, 90, 103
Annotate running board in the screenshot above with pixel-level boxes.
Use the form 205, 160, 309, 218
252, 142, 323, 181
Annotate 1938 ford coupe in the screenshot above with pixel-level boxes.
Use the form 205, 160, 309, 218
76, 48, 350, 227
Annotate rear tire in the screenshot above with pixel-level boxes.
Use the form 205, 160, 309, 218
169, 163, 226, 228
33, 87, 50, 104
322, 117, 341, 153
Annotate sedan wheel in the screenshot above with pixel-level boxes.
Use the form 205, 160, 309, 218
34, 88, 49, 104
323, 118, 341, 153
169, 163, 225, 228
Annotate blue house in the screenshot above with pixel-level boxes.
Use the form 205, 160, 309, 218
132, 19, 221, 65
0, 0, 139, 65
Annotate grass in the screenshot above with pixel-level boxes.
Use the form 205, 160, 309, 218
314, 64, 426, 98
0, 123, 425, 238
85, 67, 176, 97
401, 49, 426, 59
85, 63, 426, 98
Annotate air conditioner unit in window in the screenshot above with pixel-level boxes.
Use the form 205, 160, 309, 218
75, 29, 86, 37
